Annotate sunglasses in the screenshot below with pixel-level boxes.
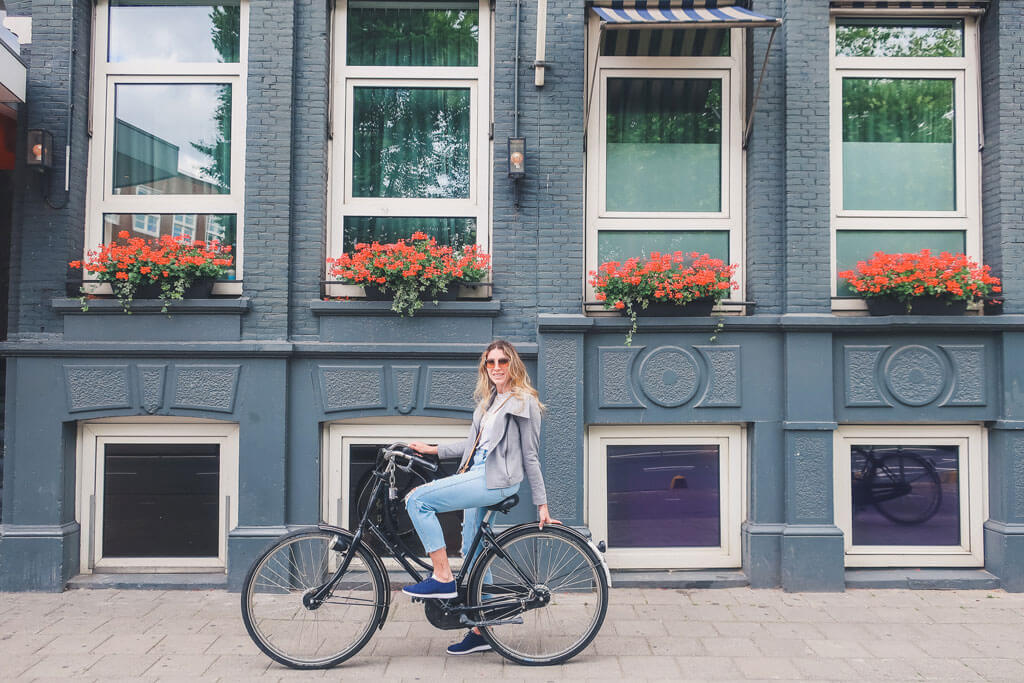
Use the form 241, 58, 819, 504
485, 357, 510, 368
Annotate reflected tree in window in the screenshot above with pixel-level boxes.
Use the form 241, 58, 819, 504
190, 6, 239, 192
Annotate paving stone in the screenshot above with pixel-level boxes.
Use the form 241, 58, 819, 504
616, 654, 681, 678
700, 636, 760, 657
145, 654, 220, 677
734, 656, 802, 680
789, 656, 860, 680
674, 655, 745, 680
17, 653, 105, 678
751, 637, 814, 658
961, 656, 1024, 680
85, 653, 161, 677
804, 639, 870, 658
92, 632, 166, 655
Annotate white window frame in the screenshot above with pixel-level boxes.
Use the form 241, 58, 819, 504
76, 418, 240, 573
833, 424, 987, 567
586, 424, 746, 570
829, 14, 981, 307
172, 213, 197, 239
132, 213, 160, 236
322, 421, 470, 568
86, 0, 249, 290
328, 0, 492, 294
584, 20, 746, 303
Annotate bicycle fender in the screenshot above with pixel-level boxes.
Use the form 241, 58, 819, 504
493, 523, 612, 588
317, 524, 392, 630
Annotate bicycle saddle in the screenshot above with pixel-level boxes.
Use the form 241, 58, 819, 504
486, 494, 519, 514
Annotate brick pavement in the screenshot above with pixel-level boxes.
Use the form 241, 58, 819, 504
2, 587, 1024, 681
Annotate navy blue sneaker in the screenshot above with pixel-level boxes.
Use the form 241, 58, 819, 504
446, 630, 491, 655
402, 576, 458, 599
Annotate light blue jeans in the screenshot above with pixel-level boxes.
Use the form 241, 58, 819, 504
405, 465, 520, 556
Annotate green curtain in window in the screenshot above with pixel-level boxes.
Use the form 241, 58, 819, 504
347, 5, 478, 67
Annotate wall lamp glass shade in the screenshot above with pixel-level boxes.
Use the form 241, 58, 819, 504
508, 136, 525, 179
27, 128, 53, 171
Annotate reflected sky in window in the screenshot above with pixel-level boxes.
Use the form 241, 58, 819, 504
108, 2, 240, 63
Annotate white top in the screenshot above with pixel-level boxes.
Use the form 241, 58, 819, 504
471, 391, 513, 468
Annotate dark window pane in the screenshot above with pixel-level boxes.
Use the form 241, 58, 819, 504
352, 87, 471, 199
102, 213, 238, 279
109, 2, 241, 63
842, 78, 955, 211
113, 84, 233, 195
103, 443, 220, 558
601, 28, 729, 57
348, 444, 462, 557
347, 3, 478, 66
835, 229, 965, 295
342, 216, 476, 253
606, 78, 722, 212
607, 444, 720, 548
836, 18, 963, 58
597, 230, 729, 264
850, 444, 960, 546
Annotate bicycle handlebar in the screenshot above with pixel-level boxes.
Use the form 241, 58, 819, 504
382, 443, 439, 473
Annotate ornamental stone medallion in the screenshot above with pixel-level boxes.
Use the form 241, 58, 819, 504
639, 346, 700, 407
883, 345, 947, 406
842, 342, 986, 409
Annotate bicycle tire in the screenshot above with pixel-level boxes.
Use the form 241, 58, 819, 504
467, 524, 608, 666
241, 528, 385, 669
871, 453, 943, 525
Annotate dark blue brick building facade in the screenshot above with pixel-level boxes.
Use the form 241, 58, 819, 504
4, 0, 1024, 593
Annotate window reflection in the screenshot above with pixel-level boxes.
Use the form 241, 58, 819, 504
103, 212, 237, 279
850, 444, 960, 546
108, 1, 241, 63
342, 216, 476, 253
836, 18, 963, 58
347, 2, 478, 67
112, 83, 232, 195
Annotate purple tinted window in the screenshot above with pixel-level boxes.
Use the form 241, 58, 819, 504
850, 444, 960, 546
607, 444, 720, 548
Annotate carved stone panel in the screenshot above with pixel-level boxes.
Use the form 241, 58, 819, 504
424, 367, 477, 413
137, 365, 167, 414
392, 366, 421, 414
172, 365, 240, 413
843, 346, 890, 407
1014, 437, 1024, 519
883, 345, 947, 407
318, 365, 385, 413
790, 433, 832, 524
940, 345, 986, 406
639, 346, 700, 408
542, 335, 580, 519
64, 365, 131, 413
695, 346, 741, 407
598, 346, 644, 408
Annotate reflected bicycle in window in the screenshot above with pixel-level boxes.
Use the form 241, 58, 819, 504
851, 445, 943, 525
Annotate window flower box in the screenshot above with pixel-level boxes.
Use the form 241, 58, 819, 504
838, 250, 1000, 316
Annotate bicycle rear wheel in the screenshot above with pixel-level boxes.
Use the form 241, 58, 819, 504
467, 525, 608, 666
241, 529, 385, 669
871, 453, 942, 524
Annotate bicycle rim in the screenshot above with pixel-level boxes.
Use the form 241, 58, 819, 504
872, 454, 942, 524
470, 528, 608, 665
241, 530, 384, 669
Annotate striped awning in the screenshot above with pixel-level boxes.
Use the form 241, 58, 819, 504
830, 1, 989, 12
591, 1, 781, 28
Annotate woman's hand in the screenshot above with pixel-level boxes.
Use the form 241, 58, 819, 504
407, 441, 438, 455
537, 504, 561, 530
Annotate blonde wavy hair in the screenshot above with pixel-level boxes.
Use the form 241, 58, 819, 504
473, 339, 545, 411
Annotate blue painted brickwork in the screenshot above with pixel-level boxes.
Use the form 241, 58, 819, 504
745, 0, 785, 314
6, 0, 92, 337
242, 0, 295, 340
288, 0, 330, 339
981, 0, 1024, 314
782, 0, 831, 313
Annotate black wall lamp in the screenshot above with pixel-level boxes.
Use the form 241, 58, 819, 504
27, 128, 53, 172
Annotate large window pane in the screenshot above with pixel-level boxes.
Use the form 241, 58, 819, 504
607, 445, 720, 549
343, 216, 475, 252
103, 213, 238, 279
606, 78, 721, 213
836, 229, 965, 294
601, 28, 729, 57
850, 444, 960, 546
597, 230, 728, 264
347, 2, 478, 67
836, 18, 963, 58
108, 1, 240, 63
842, 78, 955, 211
103, 443, 220, 558
352, 87, 470, 199
113, 83, 232, 195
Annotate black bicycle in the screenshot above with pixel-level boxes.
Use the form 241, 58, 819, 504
240, 443, 610, 669
851, 445, 943, 524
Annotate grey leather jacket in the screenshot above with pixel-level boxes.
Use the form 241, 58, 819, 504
437, 391, 547, 506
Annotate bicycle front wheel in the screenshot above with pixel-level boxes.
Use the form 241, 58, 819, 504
872, 453, 942, 524
468, 525, 608, 666
241, 529, 385, 669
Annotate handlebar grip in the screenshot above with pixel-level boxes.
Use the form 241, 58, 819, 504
383, 443, 439, 472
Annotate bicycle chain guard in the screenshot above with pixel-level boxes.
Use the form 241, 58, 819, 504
423, 589, 471, 631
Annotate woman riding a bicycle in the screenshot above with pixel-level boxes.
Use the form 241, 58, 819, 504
404, 339, 558, 655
